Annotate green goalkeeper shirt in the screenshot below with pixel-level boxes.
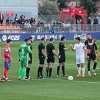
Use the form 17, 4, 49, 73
18, 43, 32, 66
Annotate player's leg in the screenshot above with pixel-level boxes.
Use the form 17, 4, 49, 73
87, 58, 92, 76
37, 64, 43, 78
48, 57, 55, 78
18, 61, 23, 79
3, 67, 8, 79
40, 65, 44, 78
77, 64, 81, 77
57, 56, 61, 77
80, 63, 85, 77
26, 59, 32, 79
92, 59, 97, 76
58, 56, 66, 77
80, 57, 85, 77
48, 63, 53, 78
22, 66, 26, 79
37, 58, 44, 78
76, 57, 81, 77
3, 62, 9, 80
61, 62, 65, 77
46, 58, 50, 77
57, 65, 60, 77
26, 67, 30, 79
18, 61, 26, 79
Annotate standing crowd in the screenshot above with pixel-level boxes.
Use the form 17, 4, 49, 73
0, 33, 99, 81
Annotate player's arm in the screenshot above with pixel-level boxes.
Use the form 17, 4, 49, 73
64, 42, 69, 50
64, 46, 69, 50
70, 44, 75, 51
94, 43, 99, 60
52, 49, 58, 57
42, 48, 47, 57
28, 45, 32, 54
83, 45, 88, 58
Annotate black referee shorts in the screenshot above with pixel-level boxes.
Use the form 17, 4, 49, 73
39, 56, 45, 65
47, 56, 55, 63
59, 54, 65, 63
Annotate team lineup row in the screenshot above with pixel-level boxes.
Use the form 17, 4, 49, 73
1, 34, 99, 81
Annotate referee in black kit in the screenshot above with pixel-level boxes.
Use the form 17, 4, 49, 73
57, 36, 66, 77
46, 38, 57, 78
37, 37, 46, 79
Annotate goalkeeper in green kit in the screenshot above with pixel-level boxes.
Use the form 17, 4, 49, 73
18, 38, 32, 80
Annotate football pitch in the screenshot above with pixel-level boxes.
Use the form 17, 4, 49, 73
0, 41, 100, 100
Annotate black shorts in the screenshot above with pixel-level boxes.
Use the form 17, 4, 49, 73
39, 56, 45, 65
88, 55, 96, 61
47, 56, 55, 63
28, 59, 32, 64
59, 55, 65, 63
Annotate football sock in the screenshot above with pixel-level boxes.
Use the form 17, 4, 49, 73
46, 67, 49, 77
57, 66, 60, 76
82, 67, 85, 77
4, 68, 8, 78
40, 67, 43, 78
49, 68, 52, 78
93, 62, 97, 71
37, 67, 41, 78
26, 67, 30, 78
87, 60, 91, 71
62, 65, 65, 76
78, 67, 81, 76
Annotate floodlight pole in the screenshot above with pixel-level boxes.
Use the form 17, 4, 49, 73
76, 0, 81, 34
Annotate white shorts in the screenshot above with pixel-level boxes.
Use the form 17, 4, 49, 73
76, 56, 85, 65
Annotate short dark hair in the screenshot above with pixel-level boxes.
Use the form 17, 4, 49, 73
24, 38, 28, 42
28, 37, 32, 40
49, 38, 53, 41
6, 39, 12, 43
61, 36, 65, 41
41, 37, 45, 41
75, 37, 80, 41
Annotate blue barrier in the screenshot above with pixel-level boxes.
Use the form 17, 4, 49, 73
0, 32, 100, 41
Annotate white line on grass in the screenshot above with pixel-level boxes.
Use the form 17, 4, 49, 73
30, 78, 100, 84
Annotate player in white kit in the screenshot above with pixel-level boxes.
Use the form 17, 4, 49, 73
72, 37, 86, 77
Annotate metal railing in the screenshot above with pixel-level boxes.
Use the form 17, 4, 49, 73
0, 24, 100, 33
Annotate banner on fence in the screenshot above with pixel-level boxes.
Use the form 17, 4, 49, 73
0, 32, 100, 41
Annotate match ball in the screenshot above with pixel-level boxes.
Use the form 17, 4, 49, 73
67, 76, 74, 80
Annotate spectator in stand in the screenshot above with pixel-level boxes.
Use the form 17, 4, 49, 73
30, 17, 36, 25
6, 17, 10, 25
14, 14, 19, 24
93, 16, 99, 31
0, 13, 4, 25
87, 17, 92, 31
93, 16, 99, 24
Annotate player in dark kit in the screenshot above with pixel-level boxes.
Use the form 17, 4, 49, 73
46, 38, 57, 78
85, 33, 92, 46
26, 37, 32, 79
57, 36, 66, 77
37, 38, 46, 79
86, 36, 99, 76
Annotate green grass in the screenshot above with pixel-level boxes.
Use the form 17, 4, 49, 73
0, 41, 100, 100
